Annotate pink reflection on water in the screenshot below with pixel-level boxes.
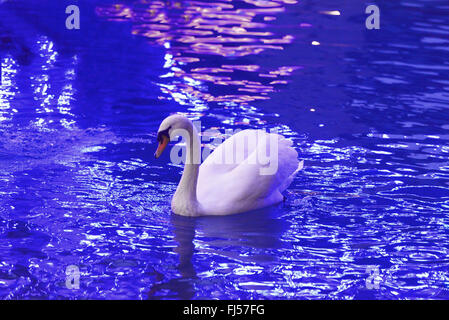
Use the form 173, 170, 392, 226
96, 0, 302, 123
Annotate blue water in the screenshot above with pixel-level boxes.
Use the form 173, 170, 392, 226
1, 0, 449, 299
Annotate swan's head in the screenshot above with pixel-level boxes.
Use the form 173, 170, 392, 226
154, 114, 193, 158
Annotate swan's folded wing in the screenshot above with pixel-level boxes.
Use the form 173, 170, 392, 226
248, 132, 300, 195
198, 131, 301, 208
275, 137, 303, 192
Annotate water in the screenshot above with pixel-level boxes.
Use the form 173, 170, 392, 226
0, 0, 449, 299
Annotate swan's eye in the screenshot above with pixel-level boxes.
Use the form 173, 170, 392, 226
157, 128, 170, 142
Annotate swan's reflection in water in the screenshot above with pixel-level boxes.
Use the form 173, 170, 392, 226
172, 214, 197, 278
147, 214, 197, 299
148, 205, 289, 299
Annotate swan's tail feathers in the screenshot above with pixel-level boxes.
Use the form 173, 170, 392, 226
288, 160, 304, 185
295, 160, 304, 174
279, 160, 304, 193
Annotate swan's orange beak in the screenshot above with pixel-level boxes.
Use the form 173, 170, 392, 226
154, 134, 169, 159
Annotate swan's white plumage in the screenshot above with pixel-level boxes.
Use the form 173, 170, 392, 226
156, 115, 303, 216
197, 130, 302, 215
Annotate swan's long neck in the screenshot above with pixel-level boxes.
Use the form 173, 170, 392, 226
172, 124, 201, 216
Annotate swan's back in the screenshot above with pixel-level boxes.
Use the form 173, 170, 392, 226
197, 129, 302, 215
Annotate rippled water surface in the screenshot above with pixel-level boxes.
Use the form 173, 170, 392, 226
1, 0, 449, 299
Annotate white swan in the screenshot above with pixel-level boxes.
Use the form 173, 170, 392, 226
155, 114, 303, 216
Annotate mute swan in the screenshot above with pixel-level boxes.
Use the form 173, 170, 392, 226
155, 114, 303, 216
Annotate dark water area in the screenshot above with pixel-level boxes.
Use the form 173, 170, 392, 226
0, 0, 449, 299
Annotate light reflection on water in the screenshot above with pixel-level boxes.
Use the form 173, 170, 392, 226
0, 57, 18, 122
0, 0, 449, 299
